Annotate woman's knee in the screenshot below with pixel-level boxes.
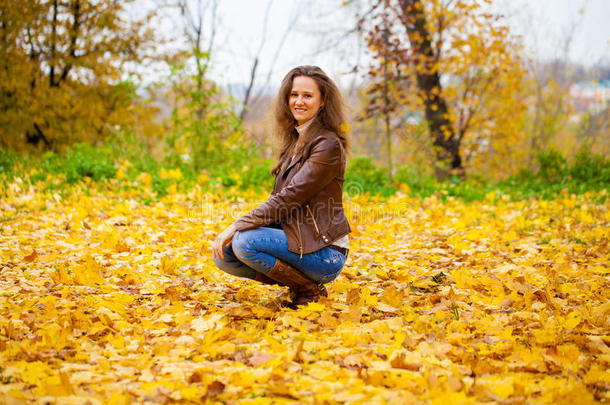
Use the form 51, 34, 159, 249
212, 254, 233, 272
231, 229, 255, 260
212, 246, 238, 271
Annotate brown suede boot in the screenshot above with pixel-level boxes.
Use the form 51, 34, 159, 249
265, 258, 328, 307
254, 272, 283, 286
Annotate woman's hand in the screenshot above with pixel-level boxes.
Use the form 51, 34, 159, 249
211, 223, 238, 260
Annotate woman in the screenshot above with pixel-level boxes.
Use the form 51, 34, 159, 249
211, 65, 351, 307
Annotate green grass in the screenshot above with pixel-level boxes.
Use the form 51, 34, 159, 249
1, 142, 607, 202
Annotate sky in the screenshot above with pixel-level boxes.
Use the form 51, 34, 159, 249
495, 0, 610, 66
156, 0, 610, 92
206, 0, 362, 91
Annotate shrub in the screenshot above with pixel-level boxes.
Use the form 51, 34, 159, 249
535, 148, 567, 183
569, 147, 610, 186
237, 161, 274, 192
2, 134, 607, 203
45, 143, 117, 184
345, 156, 396, 196
394, 165, 437, 197
0, 149, 17, 175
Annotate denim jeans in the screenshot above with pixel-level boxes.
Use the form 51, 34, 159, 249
212, 227, 347, 284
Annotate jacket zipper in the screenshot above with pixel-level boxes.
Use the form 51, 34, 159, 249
306, 204, 320, 236
297, 205, 321, 259
297, 221, 303, 259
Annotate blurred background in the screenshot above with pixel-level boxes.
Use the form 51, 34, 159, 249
1, 0, 608, 198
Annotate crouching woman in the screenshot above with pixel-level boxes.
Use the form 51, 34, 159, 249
211, 65, 351, 307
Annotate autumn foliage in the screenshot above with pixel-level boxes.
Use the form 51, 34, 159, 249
0, 0, 158, 150
0, 1, 609, 403
359, 0, 530, 178
0, 177, 608, 403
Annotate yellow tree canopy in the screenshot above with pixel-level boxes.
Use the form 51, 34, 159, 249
359, 0, 528, 178
0, 0, 159, 151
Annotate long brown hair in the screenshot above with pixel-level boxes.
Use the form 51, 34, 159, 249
271, 65, 350, 176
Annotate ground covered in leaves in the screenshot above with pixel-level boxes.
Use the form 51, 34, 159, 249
0, 180, 608, 404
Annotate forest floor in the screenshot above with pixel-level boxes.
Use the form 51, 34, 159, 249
0, 184, 608, 404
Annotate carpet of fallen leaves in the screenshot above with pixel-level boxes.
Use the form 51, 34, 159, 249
0, 181, 608, 404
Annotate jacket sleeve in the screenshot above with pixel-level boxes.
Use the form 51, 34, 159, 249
233, 135, 342, 231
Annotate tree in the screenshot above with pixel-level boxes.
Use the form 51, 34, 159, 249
358, 0, 528, 179
519, 5, 586, 167
0, 0, 158, 151
160, 0, 243, 170
176, 0, 218, 120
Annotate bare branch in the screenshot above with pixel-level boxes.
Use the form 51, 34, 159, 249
206, 0, 217, 55
240, 0, 274, 119
254, 1, 301, 101
58, 0, 82, 85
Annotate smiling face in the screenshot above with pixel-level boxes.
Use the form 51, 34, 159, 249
289, 76, 324, 126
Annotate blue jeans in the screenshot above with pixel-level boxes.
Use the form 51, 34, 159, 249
212, 227, 346, 284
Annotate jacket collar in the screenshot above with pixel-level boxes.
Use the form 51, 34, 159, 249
295, 117, 315, 135
284, 120, 324, 173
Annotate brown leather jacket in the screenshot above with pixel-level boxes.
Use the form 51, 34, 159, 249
233, 127, 351, 258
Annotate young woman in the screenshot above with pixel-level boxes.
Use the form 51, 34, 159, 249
211, 65, 351, 307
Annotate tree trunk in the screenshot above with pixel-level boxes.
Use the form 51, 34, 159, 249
399, 0, 463, 180
240, 57, 258, 121
382, 30, 393, 180
49, 0, 58, 87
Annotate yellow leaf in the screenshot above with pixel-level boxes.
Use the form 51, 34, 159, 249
564, 311, 581, 329
110, 333, 126, 350
305, 302, 326, 311
160, 256, 178, 275
72, 256, 104, 286
116, 167, 126, 180
339, 121, 351, 133
107, 392, 132, 405
249, 351, 277, 367
478, 376, 514, 400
